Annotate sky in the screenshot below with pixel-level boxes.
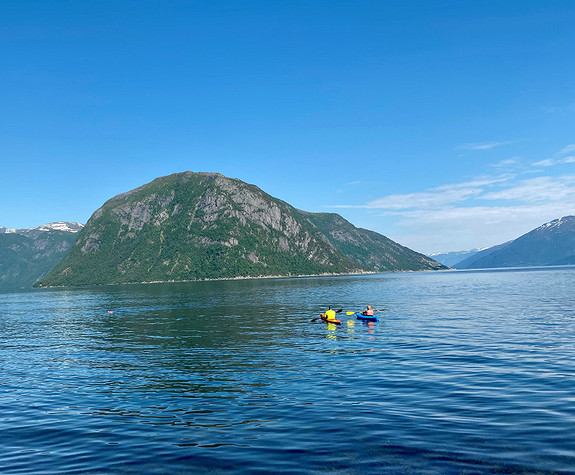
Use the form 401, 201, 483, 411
1, 0, 574, 254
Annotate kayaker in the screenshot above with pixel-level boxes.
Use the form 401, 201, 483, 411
324, 306, 336, 320
361, 305, 374, 316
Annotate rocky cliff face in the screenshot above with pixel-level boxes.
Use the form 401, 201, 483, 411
37, 172, 445, 287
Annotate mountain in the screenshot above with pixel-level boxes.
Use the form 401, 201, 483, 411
0, 223, 83, 290
427, 249, 480, 267
303, 212, 443, 272
24, 222, 84, 234
37, 172, 445, 287
1, 222, 84, 237
454, 216, 575, 269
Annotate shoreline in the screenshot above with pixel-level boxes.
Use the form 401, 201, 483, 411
35, 270, 377, 289
34, 267, 453, 290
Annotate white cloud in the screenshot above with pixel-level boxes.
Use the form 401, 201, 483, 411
387, 202, 575, 254
493, 158, 521, 168
482, 176, 575, 202
433, 176, 512, 190
363, 187, 481, 210
533, 145, 575, 167
534, 156, 575, 167
533, 159, 556, 167
557, 144, 575, 156
457, 141, 512, 151
331, 143, 575, 253
334, 175, 511, 210
331, 172, 575, 254
394, 202, 575, 225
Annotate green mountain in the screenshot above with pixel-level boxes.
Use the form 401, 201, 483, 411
0, 224, 82, 290
302, 212, 443, 272
455, 216, 575, 269
37, 172, 445, 287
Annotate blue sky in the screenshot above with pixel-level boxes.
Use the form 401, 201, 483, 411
1, 1, 574, 254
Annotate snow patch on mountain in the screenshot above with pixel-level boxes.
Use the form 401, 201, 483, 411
538, 216, 573, 231
32, 222, 84, 233
1, 222, 84, 234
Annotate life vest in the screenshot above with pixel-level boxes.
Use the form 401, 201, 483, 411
325, 309, 336, 320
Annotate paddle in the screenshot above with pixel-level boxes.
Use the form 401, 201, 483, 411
311, 308, 343, 322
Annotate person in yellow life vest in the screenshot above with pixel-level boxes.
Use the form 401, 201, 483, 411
324, 306, 336, 320
362, 305, 374, 316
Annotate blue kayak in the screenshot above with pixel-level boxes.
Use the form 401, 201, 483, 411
355, 313, 378, 322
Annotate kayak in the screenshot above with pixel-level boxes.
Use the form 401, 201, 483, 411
321, 316, 342, 325
355, 313, 378, 322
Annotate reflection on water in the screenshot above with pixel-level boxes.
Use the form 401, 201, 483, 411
1, 268, 575, 473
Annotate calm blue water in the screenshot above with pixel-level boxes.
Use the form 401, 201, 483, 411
1, 267, 575, 473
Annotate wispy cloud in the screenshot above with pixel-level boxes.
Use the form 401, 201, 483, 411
558, 144, 575, 156
456, 141, 512, 151
331, 168, 575, 253
334, 176, 512, 210
364, 175, 575, 213
391, 203, 575, 227
482, 176, 575, 202
533, 157, 575, 167
493, 158, 521, 168
361, 188, 480, 210
533, 144, 575, 167
388, 201, 575, 253
332, 144, 575, 253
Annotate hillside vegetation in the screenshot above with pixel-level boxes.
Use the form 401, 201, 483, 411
37, 172, 445, 287
0, 228, 79, 290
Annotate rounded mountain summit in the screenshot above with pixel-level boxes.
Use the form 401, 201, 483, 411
37, 172, 445, 287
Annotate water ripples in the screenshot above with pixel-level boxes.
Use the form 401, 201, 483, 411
1, 269, 575, 472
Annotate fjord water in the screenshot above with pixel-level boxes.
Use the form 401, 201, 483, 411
1, 268, 575, 473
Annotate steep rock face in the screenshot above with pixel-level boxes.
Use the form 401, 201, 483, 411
37, 172, 446, 287
455, 216, 575, 269
38, 173, 360, 286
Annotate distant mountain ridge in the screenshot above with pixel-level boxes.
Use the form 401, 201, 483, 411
454, 216, 575, 269
428, 249, 480, 267
0, 222, 83, 290
1, 222, 84, 236
37, 172, 445, 287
